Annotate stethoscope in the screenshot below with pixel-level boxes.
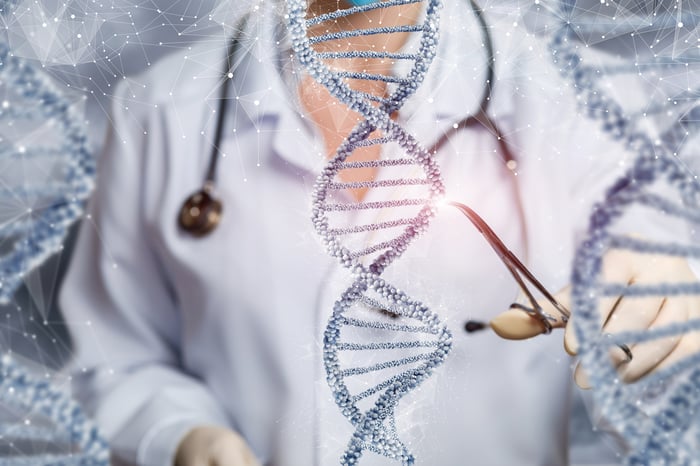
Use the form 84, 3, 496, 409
178, 0, 514, 237
176, 28, 237, 237
175, 1, 634, 354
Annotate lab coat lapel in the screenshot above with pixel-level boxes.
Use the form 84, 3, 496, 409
406, 0, 490, 134
224, 13, 324, 177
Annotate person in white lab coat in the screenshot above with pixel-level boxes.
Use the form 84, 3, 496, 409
59, 1, 700, 465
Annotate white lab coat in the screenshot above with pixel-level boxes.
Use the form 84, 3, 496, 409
59, 2, 680, 465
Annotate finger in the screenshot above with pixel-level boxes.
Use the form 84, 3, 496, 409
564, 295, 624, 356
489, 309, 561, 340
573, 296, 697, 387
210, 443, 256, 466
618, 299, 687, 383
181, 453, 210, 466
602, 293, 665, 366
597, 248, 637, 327
490, 286, 570, 340
573, 362, 591, 390
631, 296, 700, 378
564, 313, 578, 356
241, 447, 263, 466
601, 248, 637, 285
654, 328, 700, 372
596, 295, 625, 328
209, 453, 251, 466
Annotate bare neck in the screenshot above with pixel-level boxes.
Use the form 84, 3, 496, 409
307, 1, 422, 55
300, 1, 423, 200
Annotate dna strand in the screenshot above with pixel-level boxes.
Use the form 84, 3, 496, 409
286, 0, 451, 463
548, 1, 700, 463
0, 0, 110, 463
0, 0, 94, 304
0, 356, 109, 464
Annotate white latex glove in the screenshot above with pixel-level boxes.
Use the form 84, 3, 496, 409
490, 248, 700, 388
175, 425, 262, 466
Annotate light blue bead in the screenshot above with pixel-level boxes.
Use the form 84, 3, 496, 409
0, 29, 94, 305
345, 0, 381, 6
0, 356, 110, 464
286, 0, 449, 463
0, 1, 107, 463
548, 2, 700, 464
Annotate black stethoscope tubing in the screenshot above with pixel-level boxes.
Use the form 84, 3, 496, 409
177, 32, 239, 237
180, 1, 517, 237
206, 35, 238, 186
177, 3, 632, 354
426, 0, 513, 164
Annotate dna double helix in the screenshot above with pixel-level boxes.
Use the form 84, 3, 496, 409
0, 0, 109, 463
286, 0, 451, 463
548, 1, 700, 463
0, 356, 109, 464
0, 0, 94, 305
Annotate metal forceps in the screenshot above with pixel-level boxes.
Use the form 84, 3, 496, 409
449, 201, 569, 334
451, 201, 634, 363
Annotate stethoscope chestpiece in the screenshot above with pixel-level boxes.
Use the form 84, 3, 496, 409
178, 183, 222, 237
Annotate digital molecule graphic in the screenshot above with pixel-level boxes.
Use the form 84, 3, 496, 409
0, 0, 698, 464
286, 0, 453, 463
546, 0, 700, 463
0, 0, 109, 462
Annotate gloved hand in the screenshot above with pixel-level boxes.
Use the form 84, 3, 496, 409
490, 248, 700, 388
175, 425, 262, 466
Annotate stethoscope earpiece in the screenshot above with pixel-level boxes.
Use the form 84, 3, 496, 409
178, 185, 222, 237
